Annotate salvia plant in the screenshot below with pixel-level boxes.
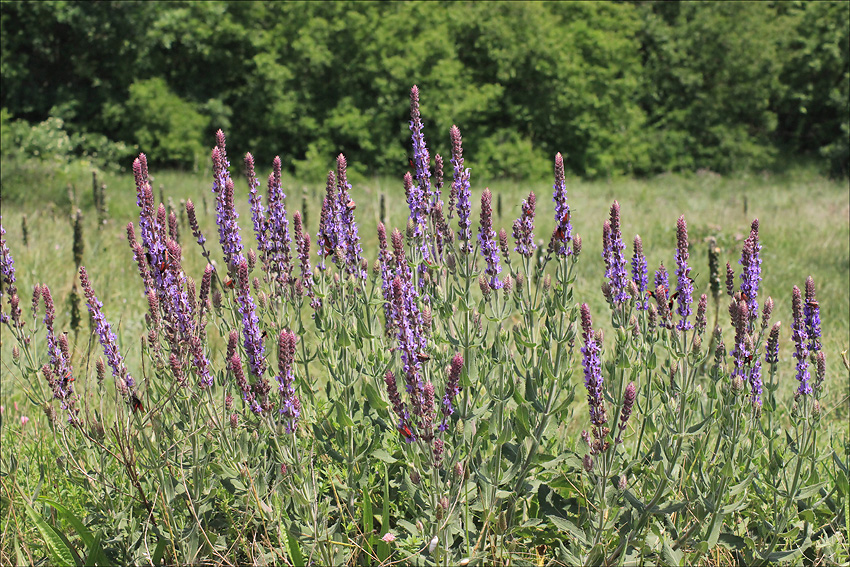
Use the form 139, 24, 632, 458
0, 87, 845, 566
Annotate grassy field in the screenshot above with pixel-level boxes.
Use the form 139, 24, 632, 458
1, 155, 848, 564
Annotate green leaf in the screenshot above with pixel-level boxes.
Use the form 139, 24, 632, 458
546, 515, 588, 546
706, 513, 724, 548
371, 448, 396, 464
728, 471, 755, 497
24, 501, 77, 567
336, 326, 352, 347
647, 352, 657, 370
719, 499, 748, 515
363, 381, 389, 411
795, 481, 826, 501
765, 547, 804, 563
717, 533, 745, 551
335, 401, 354, 428
37, 497, 94, 548
362, 487, 374, 551
356, 316, 374, 339
285, 523, 305, 567
686, 415, 713, 435
662, 537, 683, 566
151, 536, 167, 567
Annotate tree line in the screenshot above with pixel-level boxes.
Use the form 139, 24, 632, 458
1, 1, 847, 178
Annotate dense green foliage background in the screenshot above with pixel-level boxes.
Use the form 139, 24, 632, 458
1, 1, 848, 178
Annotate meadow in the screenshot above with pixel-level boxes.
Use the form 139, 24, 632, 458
1, 93, 848, 565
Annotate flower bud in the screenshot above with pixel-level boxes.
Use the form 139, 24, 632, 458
502, 274, 513, 295
618, 474, 627, 490
692, 334, 702, 354
446, 254, 456, 270
543, 273, 551, 293
573, 234, 582, 257
515, 272, 525, 293
478, 275, 491, 301
212, 290, 223, 309
696, 294, 707, 335
12, 345, 20, 362
815, 351, 825, 391
583, 454, 593, 472
43, 402, 56, 425
230, 412, 238, 429
731, 375, 744, 393
247, 249, 257, 272
410, 469, 421, 485
628, 280, 639, 300
762, 296, 774, 329
766, 321, 781, 364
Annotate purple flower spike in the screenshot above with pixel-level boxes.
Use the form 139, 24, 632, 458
385, 370, 413, 442
265, 156, 293, 292
632, 235, 648, 309
674, 216, 693, 330
749, 360, 763, 407
604, 201, 629, 305
739, 219, 762, 330
450, 125, 472, 251
80, 267, 136, 402
409, 86, 435, 216
210, 134, 246, 276
293, 211, 314, 300
236, 260, 266, 378
276, 330, 300, 432
803, 276, 821, 353
440, 353, 464, 430
655, 263, 669, 294
766, 322, 781, 365
0, 219, 20, 326
478, 189, 502, 289
616, 381, 636, 443
246, 153, 270, 275
336, 155, 366, 279
791, 285, 811, 395
512, 191, 537, 258
41, 285, 78, 421
580, 303, 608, 455
726, 262, 735, 298
229, 353, 257, 411
549, 152, 572, 256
